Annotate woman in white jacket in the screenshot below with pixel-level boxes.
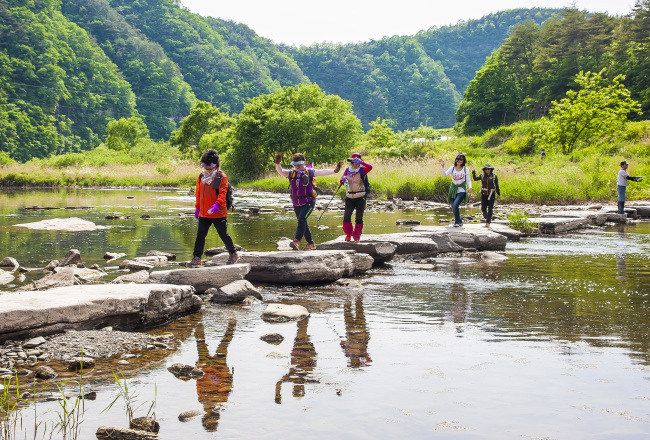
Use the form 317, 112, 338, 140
440, 154, 472, 227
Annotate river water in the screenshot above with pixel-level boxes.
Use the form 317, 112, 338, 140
1, 188, 650, 439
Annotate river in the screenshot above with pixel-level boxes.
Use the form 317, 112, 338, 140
1, 188, 649, 439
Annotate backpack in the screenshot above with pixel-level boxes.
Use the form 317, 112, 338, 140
288, 168, 318, 198
201, 171, 234, 211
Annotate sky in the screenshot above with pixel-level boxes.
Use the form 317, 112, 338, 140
180, 0, 636, 46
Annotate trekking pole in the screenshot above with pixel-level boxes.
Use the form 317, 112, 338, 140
317, 182, 343, 222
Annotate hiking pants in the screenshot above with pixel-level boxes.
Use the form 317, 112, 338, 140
293, 200, 315, 244
193, 217, 236, 257
481, 193, 496, 224
343, 197, 366, 225
452, 191, 466, 225
617, 185, 627, 202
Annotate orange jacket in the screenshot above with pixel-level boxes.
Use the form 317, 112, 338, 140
195, 170, 228, 218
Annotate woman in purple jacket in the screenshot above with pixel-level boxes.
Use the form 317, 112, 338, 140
275, 152, 342, 250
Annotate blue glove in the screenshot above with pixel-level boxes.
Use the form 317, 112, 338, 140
194, 208, 199, 219
340, 176, 347, 184
207, 202, 220, 214
351, 158, 363, 165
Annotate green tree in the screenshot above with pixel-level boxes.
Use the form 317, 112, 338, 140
229, 84, 362, 178
105, 117, 150, 152
542, 70, 641, 153
169, 101, 233, 160
366, 117, 399, 149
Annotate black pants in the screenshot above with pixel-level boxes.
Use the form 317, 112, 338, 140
293, 201, 315, 243
343, 197, 366, 224
193, 217, 235, 257
481, 193, 496, 223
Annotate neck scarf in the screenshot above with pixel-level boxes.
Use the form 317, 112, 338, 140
201, 168, 219, 185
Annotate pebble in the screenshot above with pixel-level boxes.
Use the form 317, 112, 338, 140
117, 360, 130, 365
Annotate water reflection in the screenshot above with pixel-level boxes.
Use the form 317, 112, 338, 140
340, 295, 372, 368
275, 317, 319, 404
449, 283, 471, 333
195, 319, 236, 432
615, 224, 627, 281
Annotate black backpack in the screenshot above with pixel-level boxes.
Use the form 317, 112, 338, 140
201, 171, 234, 211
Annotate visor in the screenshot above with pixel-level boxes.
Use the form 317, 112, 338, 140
290, 160, 305, 166
201, 163, 217, 169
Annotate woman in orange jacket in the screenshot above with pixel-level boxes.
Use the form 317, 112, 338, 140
189, 149, 239, 267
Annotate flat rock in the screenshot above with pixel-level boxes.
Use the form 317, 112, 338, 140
540, 210, 608, 226
133, 256, 168, 264
210, 251, 373, 284
481, 251, 509, 261
19, 266, 79, 291
119, 260, 154, 271
331, 232, 442, 256
317, 240, 397, 264
96, 427, 157, 440
627, 203, 650, 217
0, 284, 201, 341
396, 219, 421, 225
262, 304, 309, 323
457, 223, 522, 241
204, 244, 246, 256
148, 264, 250, 294
0, 257, 19, 270
146, 250, 177, 260
111, 270, 151, 284
22, 336, 47, 349
410, 226, 507, 251
14, 217, 106, 231
104, 252, 126, 261
537, 217, 590, 234
209, 280, 263, 304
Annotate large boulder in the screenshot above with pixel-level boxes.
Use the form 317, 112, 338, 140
0, 284, 201, 341
316, 240, 397, 264
148, 264, 250, 293
19, 266, 79, 291
330, 232, 442, 256
210, 251, 373, 284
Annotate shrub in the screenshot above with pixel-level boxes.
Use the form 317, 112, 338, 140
508, 209, 539, 234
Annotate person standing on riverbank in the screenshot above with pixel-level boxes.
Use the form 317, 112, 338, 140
440, 154, 472, 227
275, 152, 342, 250
471, 163, 500, 228
617, 160, 643, 214
340, 153, 372, 242
189, 149, 238, 267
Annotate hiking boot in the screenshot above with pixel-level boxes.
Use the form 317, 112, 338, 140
289, 239, 301, 250
452, 223, 460, 227
484, 223, 491, 228
226, 252, 240, 264
344, 235, 352, 242
187, 256, 202, 268
303, 243, 316, 251
353, 239, 361, 243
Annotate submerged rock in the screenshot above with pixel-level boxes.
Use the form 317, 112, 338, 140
178, 409, 205, 422
260, 333, 284, 344
14, 217, 106, 232
35, 366, 57, 380
96, 427, 158, 440
168, 363, 204, 379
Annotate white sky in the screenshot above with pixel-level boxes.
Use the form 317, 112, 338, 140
180, 0, 636, 46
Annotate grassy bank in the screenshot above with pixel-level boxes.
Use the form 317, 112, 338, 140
2, 121, 649, 203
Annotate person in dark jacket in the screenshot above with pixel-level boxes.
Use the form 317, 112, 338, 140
471, 163, 500, 228
189, 149, 238, 267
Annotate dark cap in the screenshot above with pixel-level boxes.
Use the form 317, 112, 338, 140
620, 160, 629, 166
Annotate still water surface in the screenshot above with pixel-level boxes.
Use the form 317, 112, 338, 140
1, 188, 650, 439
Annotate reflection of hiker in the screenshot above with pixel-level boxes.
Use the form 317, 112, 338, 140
340, 153, 372, 242
195, 320, 236, 432
450, 283, 471, 333
471, 164, 500, 228
440, 154, 472, 227
274, 152, 342, 250
340, 295, 372, 368
275, 317, 318, 404
190, 149, 238, 267
617, 160, 642, 214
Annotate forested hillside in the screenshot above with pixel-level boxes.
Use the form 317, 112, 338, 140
288, 8, 558, 130
456, 4, 650, 134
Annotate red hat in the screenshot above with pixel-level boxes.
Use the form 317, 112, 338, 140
350, 152, 361, 158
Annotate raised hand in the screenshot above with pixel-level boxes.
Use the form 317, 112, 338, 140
334, 161, 343, 173
274, 153, 282, 164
